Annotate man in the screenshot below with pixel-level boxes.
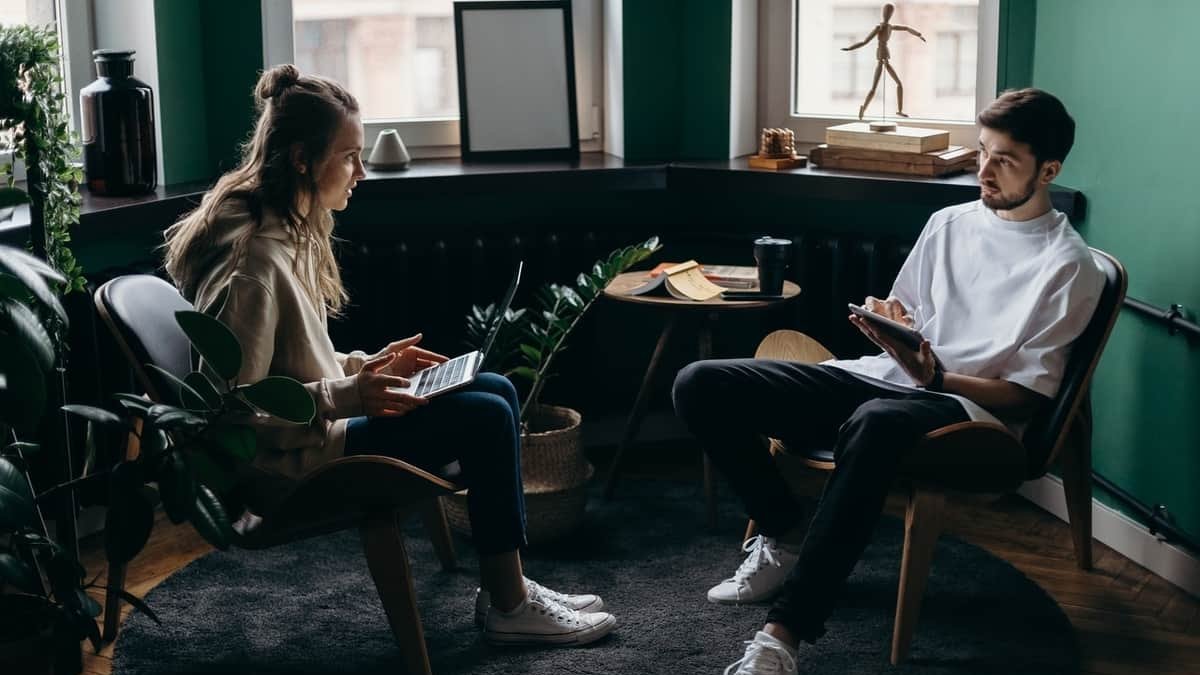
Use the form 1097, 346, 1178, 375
672, 88, 1104, 674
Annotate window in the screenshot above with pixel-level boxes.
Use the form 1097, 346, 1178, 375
761, 0, 998, 149
0, 0, 95, 175
263, 0, 603, 157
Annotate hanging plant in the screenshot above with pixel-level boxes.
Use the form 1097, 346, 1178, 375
0, 23, 86, 295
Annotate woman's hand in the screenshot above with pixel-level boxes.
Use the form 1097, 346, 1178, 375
357, 352, 429, 417
370, 333, 449, 378
849, 313, 939, 387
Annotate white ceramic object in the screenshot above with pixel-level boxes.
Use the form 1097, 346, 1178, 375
367, 128, 411, 170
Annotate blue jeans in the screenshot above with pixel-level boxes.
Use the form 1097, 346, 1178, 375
344, 372, 527, 555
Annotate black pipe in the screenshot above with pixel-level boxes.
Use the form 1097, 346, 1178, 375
1123, 296, 1200, 338
1092, 471, 1200, 555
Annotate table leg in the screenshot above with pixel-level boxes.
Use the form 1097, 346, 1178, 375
699, 315, 717, 529
603, 314, 679, 500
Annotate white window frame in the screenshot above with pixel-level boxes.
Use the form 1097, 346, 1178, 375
760, 0, 999, 150
1, 0, 96, 182
261, 0, 604, 158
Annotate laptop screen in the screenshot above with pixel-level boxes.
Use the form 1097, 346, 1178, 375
480, 261, 524, 360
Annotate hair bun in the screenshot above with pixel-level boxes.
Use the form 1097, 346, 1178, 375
255, 64, 301, 102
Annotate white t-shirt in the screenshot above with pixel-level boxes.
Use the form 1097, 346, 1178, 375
825, 200, 1105, 433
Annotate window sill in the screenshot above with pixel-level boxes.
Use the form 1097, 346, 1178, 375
0, 152, 1085, 245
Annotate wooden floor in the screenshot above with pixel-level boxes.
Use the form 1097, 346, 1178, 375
78, 446, 1200, 675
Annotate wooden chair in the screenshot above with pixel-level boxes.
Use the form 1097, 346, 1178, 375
745, 248, 1127, 664
95, 274, 463, 675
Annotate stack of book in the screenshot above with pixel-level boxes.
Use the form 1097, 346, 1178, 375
809, 122, 977, 177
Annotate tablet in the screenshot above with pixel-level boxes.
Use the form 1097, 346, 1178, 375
847, 303, 925, 352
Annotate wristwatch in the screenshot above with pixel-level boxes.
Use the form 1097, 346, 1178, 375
923, 361, 945, 392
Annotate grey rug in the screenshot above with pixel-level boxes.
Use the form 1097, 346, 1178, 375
113, 480, 1077, 674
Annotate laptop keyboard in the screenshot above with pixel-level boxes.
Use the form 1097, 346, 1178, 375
415, 354, 470, 396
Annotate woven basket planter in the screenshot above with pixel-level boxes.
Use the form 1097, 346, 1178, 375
444, 404, 593, 544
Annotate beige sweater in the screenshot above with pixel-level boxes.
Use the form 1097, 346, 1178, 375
183, 205, 368, 479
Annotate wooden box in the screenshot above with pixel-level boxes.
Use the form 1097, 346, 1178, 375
809, 144, 977, 177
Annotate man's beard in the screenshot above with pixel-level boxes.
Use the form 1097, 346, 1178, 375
981, 172, 1038, 211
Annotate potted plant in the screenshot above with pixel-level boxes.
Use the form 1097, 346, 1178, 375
0, 245, 315, 673
447, 237, 660, 542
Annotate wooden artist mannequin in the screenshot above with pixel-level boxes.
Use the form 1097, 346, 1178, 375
842, 2, 926, 120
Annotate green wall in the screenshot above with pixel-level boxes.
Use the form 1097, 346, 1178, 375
153, 0, 262, 184
622, 0, 731, 161
1033, 0, 1200, 541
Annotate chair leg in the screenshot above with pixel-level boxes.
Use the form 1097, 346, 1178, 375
1060, 433, 1094, 570
102, 561, 126, 642
421, 497, 457, 571
743, 519, 758, 544
891, 487, 945, 665
362, 512, 432, 675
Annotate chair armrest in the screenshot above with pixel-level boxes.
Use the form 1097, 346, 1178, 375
237, 456, 465, 549
903, 421, 1029, 493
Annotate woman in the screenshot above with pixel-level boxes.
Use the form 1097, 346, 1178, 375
163, 64, 615, 646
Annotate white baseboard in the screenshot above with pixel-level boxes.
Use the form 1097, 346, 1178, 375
1018, 475, 1200, 599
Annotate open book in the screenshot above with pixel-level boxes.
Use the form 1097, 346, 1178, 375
629, 260, 726, 301
648, 262, 759, 289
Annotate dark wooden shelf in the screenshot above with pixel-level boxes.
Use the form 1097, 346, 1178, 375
0, 152, 1085, 246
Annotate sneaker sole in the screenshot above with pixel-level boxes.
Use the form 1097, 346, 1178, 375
485, 614, 617, 647
706, 591, 779, 606
475, 598, 606, 629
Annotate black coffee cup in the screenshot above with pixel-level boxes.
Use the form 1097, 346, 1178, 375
753, 236, 792, 295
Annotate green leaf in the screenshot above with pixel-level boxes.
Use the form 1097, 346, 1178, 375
0, 456, 36, 530
0, 552, 39, 593
75, 588, 103, 618
61, 404, 127, 429
187, 450, 235, 495
157, 450, 196, 525
145, 363, 206, 409
189, 484, 233, 550
175, 311, 242, 381
151, 408, 207, 433
112, 393, 152, 416
0, 245, 67, 322
510, 366, 538, 382
209, 424, 256, 462
0, 272, 33, 303
0, 187, 28, 208
239, 376, 315, 423
184, 371, 222, 410
0, 332, 46, 434
519, 343, 542, 364
104, 464, 154, 566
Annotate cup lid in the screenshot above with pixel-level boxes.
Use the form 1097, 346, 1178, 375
754, 236, 792, 246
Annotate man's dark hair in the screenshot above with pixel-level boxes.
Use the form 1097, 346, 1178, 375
977, 88, 1075, 164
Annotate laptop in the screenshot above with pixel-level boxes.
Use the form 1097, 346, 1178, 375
392, 261, 523, 399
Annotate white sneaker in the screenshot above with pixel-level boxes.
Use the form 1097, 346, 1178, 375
707, 535, 799, 605
724, 631, 799, 675
484, 585, 617, 647
474, 577, 605, 628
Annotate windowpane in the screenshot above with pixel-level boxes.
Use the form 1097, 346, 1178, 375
292, 0, 459, 122
1, 0, 61, 152
794, 0, 979, 122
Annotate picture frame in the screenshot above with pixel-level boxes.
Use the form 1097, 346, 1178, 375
454, 0, 579, 161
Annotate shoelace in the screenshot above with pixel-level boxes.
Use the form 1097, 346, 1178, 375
728, 535, 783, 586
724, 638, 798, 675
526, 578, 571, 605
529, 585, 585, 626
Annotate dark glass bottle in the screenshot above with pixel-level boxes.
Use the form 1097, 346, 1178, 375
80, 49, 157, 195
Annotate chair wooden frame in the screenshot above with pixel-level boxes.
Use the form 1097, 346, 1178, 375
744, 248, 1127, 664
94, 274, 463, 675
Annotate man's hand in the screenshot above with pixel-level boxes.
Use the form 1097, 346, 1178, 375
850, 301, 938, 387
356, 352, 429, 417
370, 333, 449, 378
862, 295, 915, 327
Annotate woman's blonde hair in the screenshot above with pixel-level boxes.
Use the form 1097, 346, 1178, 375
164, 64, 357, 314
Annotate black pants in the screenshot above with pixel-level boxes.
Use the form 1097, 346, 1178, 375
672, 360, 969, 642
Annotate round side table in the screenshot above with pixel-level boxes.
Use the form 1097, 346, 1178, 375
602, 272, 801, 527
